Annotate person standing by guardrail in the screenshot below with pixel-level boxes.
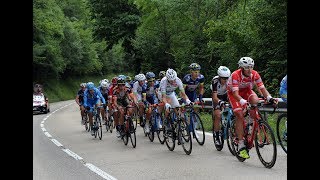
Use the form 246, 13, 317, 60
227, 57, 278, 159
210, 66, 231, 146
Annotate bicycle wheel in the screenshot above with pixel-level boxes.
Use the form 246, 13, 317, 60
148, 123, 155, 142
109, 117, 114, 133
93, 120, 98, 138
229, 120, 246, 162
164, 120, 175, 151
179, 119, 192, 155
213, 123, 224, 151
157, 115, 165, 144
276, 113, 287, 154
255, 120, 277, 168
129, 119, 136, 148
96, 116, 102, 140
226, 118, 236, 156
83, 115, 88, 131
192, 112, 205, 146
132, 107, 138, 130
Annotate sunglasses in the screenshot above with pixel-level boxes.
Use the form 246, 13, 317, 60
243, 66, 254, 70
191, 70, 200, 73
220, 77, 228, 80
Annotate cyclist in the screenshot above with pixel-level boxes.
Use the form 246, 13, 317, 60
227, 57, 278, 159
75, 83, 87, 125
159, 68, 191, 129
157, 71, 166, 102
98, 79, 110, 124
279, 75, 287, 103
83, 82, 106, 136
144, 72, 161, 132
210, 66, 231, 146
132, 73, 148, 127
112, 76, 134, 137
182, 63, 205, 138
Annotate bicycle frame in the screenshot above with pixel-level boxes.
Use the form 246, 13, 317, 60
220, 103, 234, 140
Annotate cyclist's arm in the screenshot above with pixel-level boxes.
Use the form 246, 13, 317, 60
198, 74, 205, 96
83, 91, 88, 107
75, 95, 80, 105
96, 89, 106, 104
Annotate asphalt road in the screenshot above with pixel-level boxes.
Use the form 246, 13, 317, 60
33, 100, 287, 180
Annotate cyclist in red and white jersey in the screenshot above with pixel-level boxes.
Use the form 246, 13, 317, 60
227, 57, 277, 159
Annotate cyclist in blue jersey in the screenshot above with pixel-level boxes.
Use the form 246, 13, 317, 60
75, 83, 87, 125
279, 75, 287, 103
182, 63, 205, 103
144, 72, 161, 133
83, 82, 106, 136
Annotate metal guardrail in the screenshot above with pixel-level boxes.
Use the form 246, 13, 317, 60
183, 97, 287, 113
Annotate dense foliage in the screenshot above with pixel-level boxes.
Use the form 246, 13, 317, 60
33, 0, 287, 97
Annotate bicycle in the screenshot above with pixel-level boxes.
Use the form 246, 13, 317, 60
81, 109, 90, 132
276, 113, 287, 154
147, 103, 165, 144
229, 99, 277, 168
213, 102, 236, 155
163, 105, 192, 155
121, 105, 137, 148
88, 106, 103, 140
104, 105, 115, 133
182, 101, 205, 146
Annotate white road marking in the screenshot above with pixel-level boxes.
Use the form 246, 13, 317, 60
62, 149, 83, 160
84, 163, 117, 180
40, 102, 117, 180
51, 139, 63, 147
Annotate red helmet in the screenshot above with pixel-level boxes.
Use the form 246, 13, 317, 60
111, 77, 118, 85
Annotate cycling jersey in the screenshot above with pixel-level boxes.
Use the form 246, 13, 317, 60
98, 86, 109, 103
77, 89, 85, 105
182, 73, 204, 102
132, 81, 147, 102
211, 76, 228, 109
227, 69, 264, 112
83, 88, 106, 112
112, 86, 131, 107
279, 75, 287, 103
159, 77, 184, 108
145, 81, 160, 104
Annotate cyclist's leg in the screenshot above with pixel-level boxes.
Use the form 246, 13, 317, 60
228, 91, 249, 158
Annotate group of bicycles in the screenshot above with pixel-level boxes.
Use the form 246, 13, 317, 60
79, 98, 287, 169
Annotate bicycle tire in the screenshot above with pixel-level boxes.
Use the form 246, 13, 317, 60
129, 119, 136, 148
132, 107, 138, 130
179, 119, 192, 155
97, 116, 102, 140
226, 121, 235, 156
229, 120, 246, 162
93, 120, 98, 138
192, 112, 205, 146
157, 115, 165, 144
276, 113, 287, 154
255, 120, 277, 168
164, 118, 175, 151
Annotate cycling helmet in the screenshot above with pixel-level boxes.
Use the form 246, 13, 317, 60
166, 68, 177, 81
100, 81, 109, 88
146, 72, 156, 80
111, 77, 118, 85
86, 82, 95, 90
159, 71, 166, 79
80, 83, 86, 88
136, 73, 146, 81
217, 66, 231, 78
126, 76, 132, 82
118, 74, 126, 80
189, 63, 201, 71
117, 76, 126, 84
238, 57, 254, 68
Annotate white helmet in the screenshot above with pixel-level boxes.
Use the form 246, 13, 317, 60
102, 79, 109, 84
238, 57, 254, 68
217, 66, 231, 78
166, 68, 177, 81
136, 73, 146, 81
101, 81, 109, 88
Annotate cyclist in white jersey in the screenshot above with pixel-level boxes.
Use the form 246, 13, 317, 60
159, 68, 191, 127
